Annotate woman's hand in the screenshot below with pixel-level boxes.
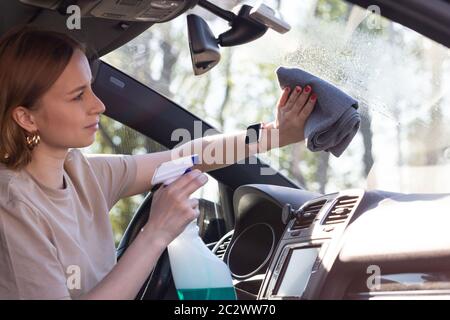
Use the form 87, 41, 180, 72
143, 169, 208, 246
267, 85, 317, 147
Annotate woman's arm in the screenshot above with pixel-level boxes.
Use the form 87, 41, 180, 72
123, 86, 316, 197
77, 223, 166, 299
78, 169, 207, 299
121, 129, 253, 198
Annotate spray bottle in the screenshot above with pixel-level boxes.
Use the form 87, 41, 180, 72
151, 154, 237, 300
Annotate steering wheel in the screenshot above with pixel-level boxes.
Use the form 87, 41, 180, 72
116, 192, 175, 300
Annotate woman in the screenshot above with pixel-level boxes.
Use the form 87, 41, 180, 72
0, 25, 317, 299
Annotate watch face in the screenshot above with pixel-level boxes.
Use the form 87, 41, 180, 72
245, 123, 262, 144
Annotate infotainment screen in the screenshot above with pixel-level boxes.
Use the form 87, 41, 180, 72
273, 247, 320, 298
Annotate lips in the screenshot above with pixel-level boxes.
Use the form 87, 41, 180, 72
85, 121, 99, 128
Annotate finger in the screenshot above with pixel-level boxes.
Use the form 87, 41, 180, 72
170, 169, 203, 190
188, 198, 199, 209
284, 86, 303, 112
193, 207, 200, 219
177, 172, 209, 197
292, 85, 312, 114
186, 207, 200, 221
185, 206, 200, 221
277, 87, 291, 109
298, 93, 317, 120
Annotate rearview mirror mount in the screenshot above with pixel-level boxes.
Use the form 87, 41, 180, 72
187, 14, 221, 76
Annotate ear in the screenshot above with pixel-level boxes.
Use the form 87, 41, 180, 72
11, 106, 39, 133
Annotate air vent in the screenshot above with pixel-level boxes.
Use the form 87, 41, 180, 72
212, 231, 234, 260
291, 199, 327, 230
323, 196, 359, 225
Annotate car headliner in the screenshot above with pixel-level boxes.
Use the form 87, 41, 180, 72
1, 0, 449, 58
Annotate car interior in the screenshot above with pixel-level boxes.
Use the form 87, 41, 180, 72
1, 0, 450, 300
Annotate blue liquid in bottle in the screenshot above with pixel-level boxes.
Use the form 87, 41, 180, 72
177, 287, 237, 300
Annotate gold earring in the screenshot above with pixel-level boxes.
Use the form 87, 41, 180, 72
26, 131, 41, 150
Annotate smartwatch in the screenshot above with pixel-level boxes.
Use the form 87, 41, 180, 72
245, 122, 263, 145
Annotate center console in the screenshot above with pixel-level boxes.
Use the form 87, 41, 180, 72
228, 185, 450, 300
258, 189, 364, 299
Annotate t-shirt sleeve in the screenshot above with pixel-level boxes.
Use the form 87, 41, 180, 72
0, 200, 71, 300
84, 153, 138, 210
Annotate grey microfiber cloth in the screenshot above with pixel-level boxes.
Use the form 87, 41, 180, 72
276, 66, 360, 157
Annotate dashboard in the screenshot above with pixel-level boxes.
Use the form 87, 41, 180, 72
219, 184, 450, 300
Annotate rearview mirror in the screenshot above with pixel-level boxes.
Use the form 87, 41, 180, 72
187, 14, 221, 76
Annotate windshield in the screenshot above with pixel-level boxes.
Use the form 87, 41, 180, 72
102, 0, 450, 194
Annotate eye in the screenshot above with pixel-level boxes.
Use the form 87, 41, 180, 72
73, 91, 84, 101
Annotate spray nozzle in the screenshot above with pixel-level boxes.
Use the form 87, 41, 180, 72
151, 154, 200, 190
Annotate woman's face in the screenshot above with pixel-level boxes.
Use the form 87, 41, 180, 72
29, 49, 105, 149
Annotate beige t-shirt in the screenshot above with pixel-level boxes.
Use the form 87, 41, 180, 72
0, 148, 137, 299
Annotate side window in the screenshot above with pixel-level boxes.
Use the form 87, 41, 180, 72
82, 115, 225, 246
81, 115, 164, 246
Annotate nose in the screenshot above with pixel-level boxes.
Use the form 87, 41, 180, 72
89, 91, 106, 115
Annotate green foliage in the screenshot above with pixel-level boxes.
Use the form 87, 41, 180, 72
315, 0, 350, 22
